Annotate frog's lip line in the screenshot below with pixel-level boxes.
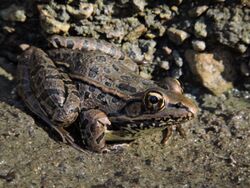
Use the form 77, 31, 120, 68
109, 111, 194, 124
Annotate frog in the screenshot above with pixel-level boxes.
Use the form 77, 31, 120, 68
17, 35, 198, 152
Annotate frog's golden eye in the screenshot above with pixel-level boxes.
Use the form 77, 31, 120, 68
144, 91, 165, 111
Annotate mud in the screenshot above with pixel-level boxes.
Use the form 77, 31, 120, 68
0, 57, 249, 187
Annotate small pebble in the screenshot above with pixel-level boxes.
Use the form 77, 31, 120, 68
159, 61, 170, 70
188, 5, 209, 18
162, 46, 172, 55
237, 44, 247, 54
132, 0, 147, 12
0, 4, 26, 22
170, 68, 182, 78
194, 18, 207, 38
172, 50, 183, 67
167, 27, 190, 45
192, 40, 206, 51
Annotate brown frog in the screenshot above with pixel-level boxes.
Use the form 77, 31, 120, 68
17, 36, 198, 152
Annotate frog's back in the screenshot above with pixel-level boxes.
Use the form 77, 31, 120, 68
47, 49, 155, 112
48, 49, 154, 93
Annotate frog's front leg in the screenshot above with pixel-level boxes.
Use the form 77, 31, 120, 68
161, 126, 173, 144
80, 109, 111, 153
161, 124, 187, 144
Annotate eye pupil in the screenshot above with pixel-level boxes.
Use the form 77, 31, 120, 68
149, 96, 158, 104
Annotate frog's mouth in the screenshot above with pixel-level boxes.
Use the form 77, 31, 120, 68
109, 107, 194, 128
106, 109, 194, 142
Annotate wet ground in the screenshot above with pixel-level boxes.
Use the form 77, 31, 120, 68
0, 57, 249, 187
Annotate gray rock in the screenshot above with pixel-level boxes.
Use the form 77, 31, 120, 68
159, 61, 170, 70
188, 5, 209, 18
192, 40, 206, 51
167, 27, 190, 45
172, 50, 183, 67
0, 4, 26, 22
132, 0, 147, 12
206, 6, 250, 52
194, 18, 208, 38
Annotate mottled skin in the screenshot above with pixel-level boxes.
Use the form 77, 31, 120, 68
17, 36, 198, 152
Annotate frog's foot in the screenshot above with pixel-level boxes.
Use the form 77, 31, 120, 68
161, 126, 173, 145
51, 125, 86, 152
80, 109, 111, 153
176, 124, 187, 138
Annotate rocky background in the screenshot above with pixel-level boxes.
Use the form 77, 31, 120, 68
0, 0, 249, 187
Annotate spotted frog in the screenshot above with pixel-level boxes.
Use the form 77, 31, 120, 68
17, 36, 198, 152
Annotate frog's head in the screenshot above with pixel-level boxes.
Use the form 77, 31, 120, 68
109, 80, 198, 128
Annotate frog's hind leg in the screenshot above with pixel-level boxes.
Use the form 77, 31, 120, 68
80, 109, 111, 153
48, 35, 126, 60
17, 47, 85, 152
48, 35, 142, 72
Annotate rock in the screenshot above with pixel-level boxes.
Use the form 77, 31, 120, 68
0, 4, 26, 22
158, 5, 173, 21
236, 43, 248, 54
66, 3, 94, 19
185, 49, 237, 95
192, 40, 206, 51
241, 0, 250, 7
162, 46, 172, 55
188, 5, 209, 18
170, 68, 182, 78
38, 5, 70, 34
172, 50, 183, 67
159, 61, 170, 70
206, 6, 250, 52
125, 24, 147, 41
167, 27, 190, 45
132, 0, 147, 12
194, 18, 207, 38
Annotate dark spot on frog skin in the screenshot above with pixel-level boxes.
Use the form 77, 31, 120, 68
105, 81, 111, 87
88, 66, 99, 78
97, 93, 105, 100
120, 75, 131, 81
117, 83, 137, 93
53, 37, 60, 46
104, 67, 111, 74
95, 55, 107, 63
84, 91, 90, 99
108, 47, 116, 57
111, 97, 119, 104
89, 86, 96, 92
112, 64, 119, 72
97, 93, 108, 105
66, 40, 74, 49
82, 39, 89, 49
